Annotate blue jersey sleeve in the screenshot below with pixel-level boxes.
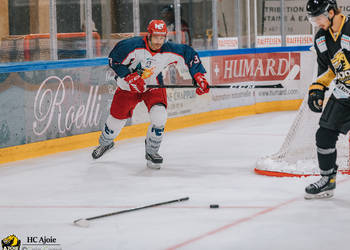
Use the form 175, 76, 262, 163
108, 38, 135, 78
164, 42, 206, 78
182, 44, 206, 77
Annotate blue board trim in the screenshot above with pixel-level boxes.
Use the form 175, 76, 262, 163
0, 46, 311, 73
0, 57, 109, 73
197, 46, 311, 57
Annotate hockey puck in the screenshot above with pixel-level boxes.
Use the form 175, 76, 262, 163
210, 204, 219, 208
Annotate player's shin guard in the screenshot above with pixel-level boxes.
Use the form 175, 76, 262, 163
92, 115, 126, 159
145, 104, 167, 169
145, 125, 164, 169
315, 127, 339, 173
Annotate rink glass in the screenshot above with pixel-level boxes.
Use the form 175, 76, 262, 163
1, 0, 350, 63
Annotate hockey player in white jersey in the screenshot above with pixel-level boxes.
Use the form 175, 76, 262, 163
92, 20, 210, 169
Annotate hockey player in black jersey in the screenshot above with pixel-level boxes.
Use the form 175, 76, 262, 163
305, 0, 350, 199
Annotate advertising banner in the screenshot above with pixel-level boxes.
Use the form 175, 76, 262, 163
211, 52, 301, 83
218, 37, 239, 50
256, 35, 313, 47
209, 50, 315, 106
0, 66, 114, 148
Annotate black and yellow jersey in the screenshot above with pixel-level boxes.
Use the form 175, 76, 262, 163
312, 14, 350, 95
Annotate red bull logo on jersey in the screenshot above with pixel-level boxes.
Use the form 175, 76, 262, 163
141, 67, 155, 79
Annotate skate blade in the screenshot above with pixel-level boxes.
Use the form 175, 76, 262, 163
147, 160, 161, 170
92, 143, 115, 159
304, 190, 334, 200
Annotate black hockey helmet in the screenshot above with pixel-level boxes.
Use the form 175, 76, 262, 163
306, 0, 338, 17
161, 4, 174, 16
161, 3, 183, 15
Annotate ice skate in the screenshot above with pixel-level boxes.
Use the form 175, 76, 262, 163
145, 151, 163, 169
92, 142, 114, 159
304, 173, 336, 200
145, 140, 163, 169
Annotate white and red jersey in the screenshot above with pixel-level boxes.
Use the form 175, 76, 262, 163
108, 36, 206, 91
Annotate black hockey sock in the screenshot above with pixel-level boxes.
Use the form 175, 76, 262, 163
317, 148, 337, 174
316, 127, 339, 174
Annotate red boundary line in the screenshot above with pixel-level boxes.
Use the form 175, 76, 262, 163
166, 197, 299, 250
166, 176, 350, 249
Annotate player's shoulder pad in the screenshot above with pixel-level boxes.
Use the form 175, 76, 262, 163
162, 41, 196, 59
314, 28, 326, 40
313, 29, 328, 53
162, 41, 186, 53
109, 36, 145, 63
343, 15, 350, 35
346, 15, 350, 23
115, 36, 145, 52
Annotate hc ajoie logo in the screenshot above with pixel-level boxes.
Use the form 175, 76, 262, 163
155, 23, 164, 30
1, 235, 21, 250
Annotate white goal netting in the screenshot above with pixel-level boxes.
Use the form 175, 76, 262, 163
255, 88, 350, 177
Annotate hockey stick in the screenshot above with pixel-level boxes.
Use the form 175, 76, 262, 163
280, 64, 300, 86
146, 83, 283, 89
73, 196, 189, 227
147, 64, 300, 89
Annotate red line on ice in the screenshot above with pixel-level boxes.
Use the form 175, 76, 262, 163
166, 197, 299, 250
166, 177, 350, 249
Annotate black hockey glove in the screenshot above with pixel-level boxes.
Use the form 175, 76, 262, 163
308, 82, 328, 113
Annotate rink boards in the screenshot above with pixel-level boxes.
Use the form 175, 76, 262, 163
0, 46, 314, 164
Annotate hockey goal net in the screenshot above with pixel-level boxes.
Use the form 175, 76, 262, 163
255, 87, 350, 177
